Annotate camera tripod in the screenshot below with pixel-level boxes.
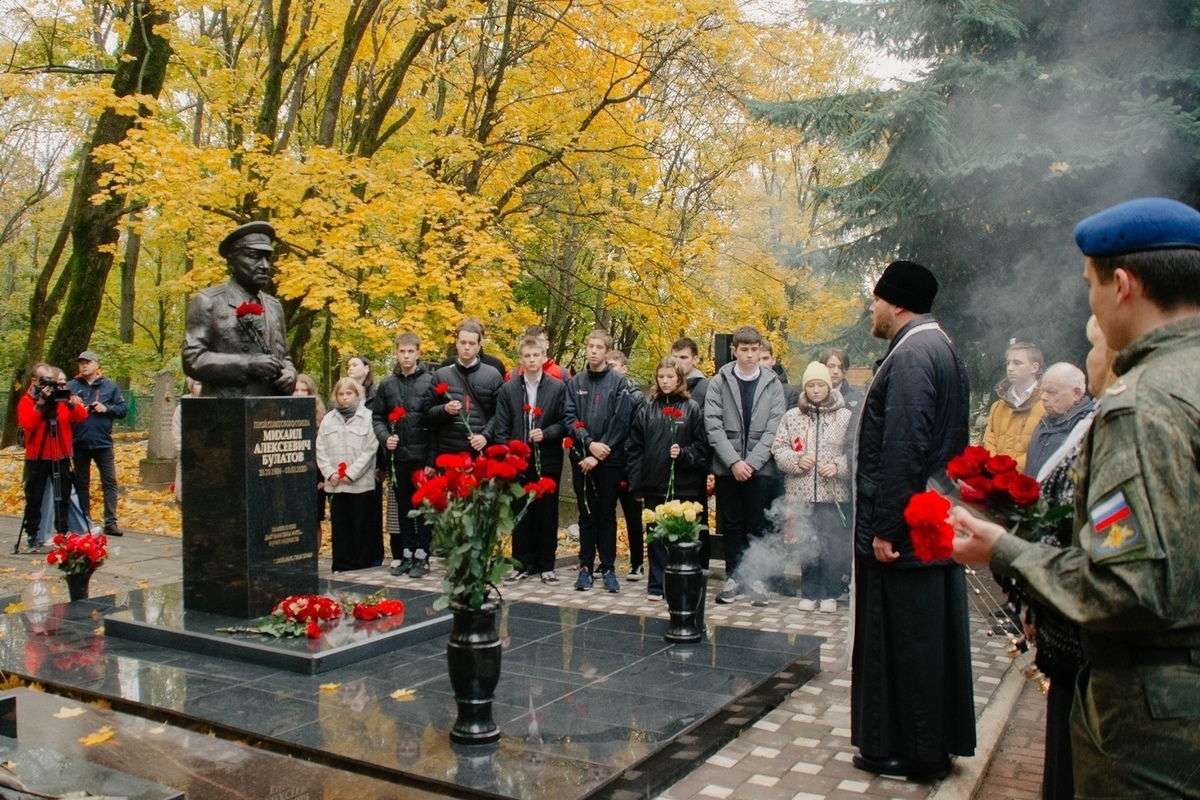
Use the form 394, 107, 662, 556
12, 405, 92, 555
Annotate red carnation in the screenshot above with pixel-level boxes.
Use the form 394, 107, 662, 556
904, 490, 954, 563
673, 408, 684, 418
508, 440, 532, 458
1007, 474, 1041, 507
306, 620, 321, 639
435, 382, 450, 395
792, 436, 804, 452
337, 462, 348, 478
983, 455, 1018, 477
235, 301, 264, 318
574, 421, 585, 429
532, 407, 543, 418
523, 403, 532, 412
562, 437, 574, 449
662, 407, 675, 417
388, 406, 406, 423
484, 444, 510, 458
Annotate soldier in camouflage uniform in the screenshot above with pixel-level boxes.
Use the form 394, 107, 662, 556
951, 197, 1200, 798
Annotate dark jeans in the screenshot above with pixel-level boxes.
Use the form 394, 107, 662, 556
24, 458, 72, 545
617, 482, 643, 569
512, 480, 560, 574
330, 490, 384, 572
715, 473, 775, 578
73, 445, 118, 529
388, 459, 430, 559
799, 502, 853, 600
572, 464, 622, 574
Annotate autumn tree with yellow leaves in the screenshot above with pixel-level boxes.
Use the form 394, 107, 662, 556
1, 0, 871, 444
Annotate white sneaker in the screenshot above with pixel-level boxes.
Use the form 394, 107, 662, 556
819, 599, 837, 613
540, 571, 559, 584
798, 598, 817, 612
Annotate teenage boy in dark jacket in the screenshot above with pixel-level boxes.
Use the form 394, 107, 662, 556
66, 350, 127, 536
427, 318, 504, 457
487, 336, 567, 583
563, 329, 632, 593
373, 331, 435, 577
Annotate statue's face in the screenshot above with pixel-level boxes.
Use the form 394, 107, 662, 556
227, 233, 273, 292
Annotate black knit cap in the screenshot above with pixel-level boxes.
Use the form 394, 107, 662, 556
218, 221, 276, 258
873, 260, 938, 314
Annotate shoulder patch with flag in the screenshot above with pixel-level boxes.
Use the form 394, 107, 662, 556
1089, 490, 1144, 558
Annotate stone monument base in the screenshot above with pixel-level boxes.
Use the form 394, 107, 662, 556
138, 456, 175, 487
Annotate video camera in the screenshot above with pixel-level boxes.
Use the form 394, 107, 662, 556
38, 375, 71, 402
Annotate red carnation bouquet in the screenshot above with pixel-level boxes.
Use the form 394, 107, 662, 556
904, 490, 955, 562
234, 301, 267, 351
46, 532, 108, 575
411, 440, 555, 610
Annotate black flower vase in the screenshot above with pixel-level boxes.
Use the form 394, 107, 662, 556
664, 541, 705, 643
446, 599, 502, 745
65, 571, 92, 602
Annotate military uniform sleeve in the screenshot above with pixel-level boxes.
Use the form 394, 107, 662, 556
991, 388, 1189, 634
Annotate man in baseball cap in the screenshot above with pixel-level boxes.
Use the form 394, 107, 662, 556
66, 348, 127, 535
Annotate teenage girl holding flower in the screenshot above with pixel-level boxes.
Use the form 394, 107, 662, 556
316, 378, 382, 572
627, 356, 709, 601
771, 362, 853, 611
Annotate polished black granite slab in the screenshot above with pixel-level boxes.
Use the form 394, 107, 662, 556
0, 582, 821, 800
181, 396, 319, 618
104, 580, 452, 674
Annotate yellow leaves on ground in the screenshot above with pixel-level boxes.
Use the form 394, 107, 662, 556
3, 602, 22, 614
319, 683, 341, 692
389, 688, 416, 702
78, 725, 115, 745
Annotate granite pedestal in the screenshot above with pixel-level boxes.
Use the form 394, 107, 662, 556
181, 396, 319, 618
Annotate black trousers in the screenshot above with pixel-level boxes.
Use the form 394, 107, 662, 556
329, 490, 384, 572
387, 459, 430, 559
1042, 672, 1076, 800
572, 464, 622, 573
512, 482, 560, 574
617, 482, 643, 569
73, 445, 118, 529
23, 458, 72, 545
715, 473, 775, 577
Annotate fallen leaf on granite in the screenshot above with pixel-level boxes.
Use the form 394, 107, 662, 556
0, 568, 14, 574
147, 727, 166, 735
319, 683, 341, 691
94, 626, 104, 635
4, 602, 23, 613
78, 725, 114, 745
53, 707, 85, 719
389, 688, 416, 701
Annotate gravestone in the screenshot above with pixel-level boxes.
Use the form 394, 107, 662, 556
181, 396, 318, 618
138, 369, 177, 487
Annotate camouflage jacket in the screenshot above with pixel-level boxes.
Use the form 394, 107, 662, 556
991, 316, 1200, 648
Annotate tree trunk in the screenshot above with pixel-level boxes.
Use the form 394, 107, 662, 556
118, 220, 141, 344
43, 0, 172, 371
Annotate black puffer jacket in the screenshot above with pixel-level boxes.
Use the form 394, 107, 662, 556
627, 394, 709, 499
855, 314, 970, 567
486, 374, 567, 480
562, 365, 632, 470
372, 361, 435, 464
426, 360, 504, 455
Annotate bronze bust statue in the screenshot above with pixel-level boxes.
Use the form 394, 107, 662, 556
182, 222, 297, 397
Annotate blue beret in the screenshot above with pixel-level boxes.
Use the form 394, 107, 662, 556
1074, 198, 1200, 257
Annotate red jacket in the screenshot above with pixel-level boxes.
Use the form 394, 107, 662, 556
506, 360, 570, 382
17, 391, 88, 459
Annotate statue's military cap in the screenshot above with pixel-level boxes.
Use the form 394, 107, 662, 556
1074, 197, 1200, 257
218, 221, 276, 258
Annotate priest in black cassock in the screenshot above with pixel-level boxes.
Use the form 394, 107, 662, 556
850, 261, 976, 781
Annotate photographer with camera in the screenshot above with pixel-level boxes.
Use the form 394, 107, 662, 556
67, 350, 127, 536
17, 363, 88, 551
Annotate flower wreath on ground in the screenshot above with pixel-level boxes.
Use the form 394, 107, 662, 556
409, 439, 555, 611
217, 590, 405, 639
